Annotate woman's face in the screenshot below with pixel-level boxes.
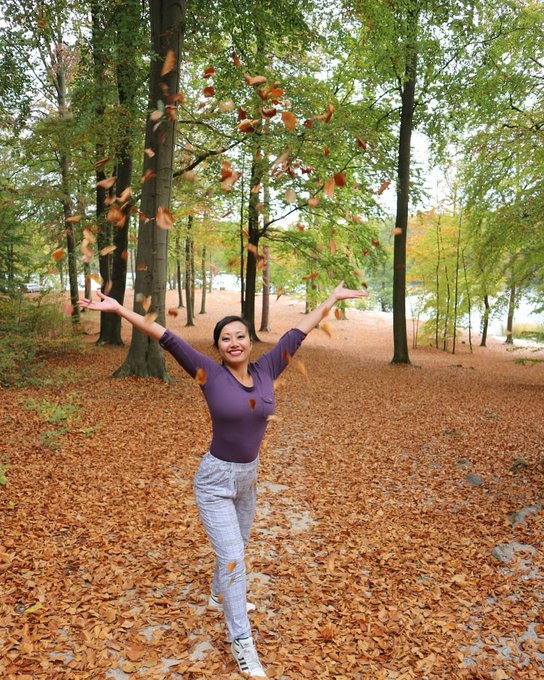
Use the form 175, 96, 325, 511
217, 321, 252, 368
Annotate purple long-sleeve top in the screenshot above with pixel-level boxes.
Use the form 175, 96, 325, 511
159, 327, 306, 463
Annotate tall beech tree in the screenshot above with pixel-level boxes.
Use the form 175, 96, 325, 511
115, 0, 186, 378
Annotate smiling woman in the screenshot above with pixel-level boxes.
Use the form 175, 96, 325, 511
77, 281, 367, 678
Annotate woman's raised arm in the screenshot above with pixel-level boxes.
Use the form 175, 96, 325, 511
78, 291, 167, 341
295, 281, 368, 336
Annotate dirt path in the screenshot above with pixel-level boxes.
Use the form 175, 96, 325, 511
1, 289, 543, 679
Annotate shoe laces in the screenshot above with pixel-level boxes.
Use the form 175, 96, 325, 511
234, 638, 265, 674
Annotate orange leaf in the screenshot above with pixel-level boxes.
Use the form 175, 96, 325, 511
334, 172, 346, 187
276, 287, 284, 300
237, 119, 258, 133
244, 73, 267, 87
324, 102, 334, 123
227, 560, 237, 572
334, 308, 342, 320
203, 85, 215, 98
296, 222, 305, 232
320, 322, 332, 338
156, 207, 174, 230
144, 147, 155, 158
284, 188, 297, 204
149, 110, 163, 122
302, 272, 318, 281
203, 66, 215, 78
142, 169, 156, 183
161, 50, 176, 76
392, 226, 402, 236
96, 176, 116, 190
329, 239, 336, 254
323, 178, 335, 199
355, 135, 367, 150
260, 107, 277, 118
307, 196, 319, 208
99, 245, 116, 256
167, 308, 179, 317
195, 368, 207, 385
52, 247, 65, 261
66, 215, 81, 224
282, 350, 292, 365
232, 51, 242, 67
221, 171, 242, 191
296, 359, 308, 378
323, 146, 330, 156
303, 118, 314, 128
95, 157, 109, 169
281, 111, 297, 132
378, 179, 390, 194
372, 238, 380, 247
248, 399, 256, 411
219, 99, 235, 112
107, 205, 125, 227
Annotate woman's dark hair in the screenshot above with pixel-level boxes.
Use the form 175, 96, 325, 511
213, 316, 251, 347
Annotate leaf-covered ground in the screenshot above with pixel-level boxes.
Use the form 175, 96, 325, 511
1, 290, 543, 680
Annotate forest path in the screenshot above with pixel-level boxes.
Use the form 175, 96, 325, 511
1, 289, 543, 679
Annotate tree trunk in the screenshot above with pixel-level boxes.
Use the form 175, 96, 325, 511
480, 294, 490, 347
452, 217, 462, 355
185, 217, 194, 326
505, 282, 516, 344
175, 228, 184, 308
259, 244, 271, 332
114, 0, 186, 377
391, 35, 418, 364
200, 245, 207, 314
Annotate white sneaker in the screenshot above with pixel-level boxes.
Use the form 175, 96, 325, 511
208, 593, 256, 612
231, 637, 267, 678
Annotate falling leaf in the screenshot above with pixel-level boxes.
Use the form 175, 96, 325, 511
303, 118, 314, 128
66, 215, 81, 224
282, 350, 292, 365
281, 111, 297, 132
144, 148, 155, 158
296, 222, 305, 232
203, 66, 215, 78
227, 560, 237, 572
161, 50, 176, 76
329, 239, 336, 254
285, 188, 297, 204
320, 322, 332, 338
232, 51, 241, 67
238, 119, 258, 133
244, 73, 267, 87
52, 248, 65, 262
156, 207, 174, 229
296, 360, 308, 378
251, 184, 261, 194
97, 177, 116, 190
323, 178, 335, 199
95, 157, 109, 169
323, 146, 330, 156
307, 196, 319, 208
149, 110, 163, 122
302, 272, 318, 281
142, 296, 152, 312
324, 102, 334, 123
203, 85, 215, 98
392, 227, 403, 236
219, 99, 235, 113
182, 171, 197, 182
378, 179, 391, 194
221, 171, 243, 191
99, 245, 116, 256
142, 169, 156, 183
195, 368, 207, 385
248, 399, 256, 411
118, 187, 132, 203
334, 172, 347, 187
107, 205, 126, 227
260, 107, 277, 118
355, 135, 367, 150
167, 308, 179, 317
334, 308, 342, 320
276, 287, 284, 300
372, 238, 380, 247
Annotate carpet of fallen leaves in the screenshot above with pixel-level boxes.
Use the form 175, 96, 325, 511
1, 289, 543, 680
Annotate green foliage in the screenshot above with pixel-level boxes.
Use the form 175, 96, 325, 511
0, 293, 82, 387
0, 461, 8, 485
23, 392, 81, 451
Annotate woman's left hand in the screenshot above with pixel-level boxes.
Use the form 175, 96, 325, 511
333, 280, 369, 301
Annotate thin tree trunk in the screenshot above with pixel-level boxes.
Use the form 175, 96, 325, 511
452, 217, 462, 355
200, 245, 207, 314
185, 217, 194, 326
391, 30, 418, 364
505, 282, 516, 344
259, 244, 271, 331
480, 294, 490, 347
461, 249, 473, 352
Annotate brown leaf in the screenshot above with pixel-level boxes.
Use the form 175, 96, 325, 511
244, 73, 267, 87
378, 179, 391, 195
281, 111, 297, 132
203, 66, 215, 78
161, 50, 176, 76
232, 51, 242, 67
195, 368, 207, 385
99, 245, 116, 257
323, 178, 335, 199
248, 399, 256, 411
203, 85, 215, 98
96, 177, 117, 190
156, 207, 174, 230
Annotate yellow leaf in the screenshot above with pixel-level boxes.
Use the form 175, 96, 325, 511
23, 602, 44, 614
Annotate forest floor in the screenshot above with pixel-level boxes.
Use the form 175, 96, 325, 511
1, 289, 543, 680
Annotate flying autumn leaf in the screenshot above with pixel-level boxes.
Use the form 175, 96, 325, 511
195, 368, 207, 385
334, 308, 343, 320
378, 179, 391, 194
334, 172, 347, 187
156, 207, 174, 230
149, 110, 163, 122
237, 119, 258, 133
307, 196, 319, 208
221, 171, 242, 192
95, 157, 109, 169
203, 85, 215, 98
144, 148, 155, 158
372, 238, 381, 247
281, 111, 297, 132
167, 308, 179, 317
107, 205, 126, 227
323, 146, 330, 156
244, 73, 267, 87
142, 295, 152, 312
96, 177, 117, 190
260, 107, 277, 118
323, 178, 335, 199
284, 188, 297, 203
99, 245, 116, 257
248, 399, 256, 411
161, 50, 176, 76
355, 135, 367, 150
232, 51, 241, 67
296, 360, 308, 378
392, 227, 403, 236
219, 99, 235, 113
329, 239, 336, 254
203, 66, 215, 78
302, 272, 318, 281
141, 169, 156, 183
320, 322, 332, 338
276, 287, 284, 300
52, 247, 65, 262
66, 215, 81, 224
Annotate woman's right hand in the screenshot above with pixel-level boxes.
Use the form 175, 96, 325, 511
78, 291, 121, 314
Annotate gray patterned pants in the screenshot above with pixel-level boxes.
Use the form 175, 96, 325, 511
194, 452, 258, 640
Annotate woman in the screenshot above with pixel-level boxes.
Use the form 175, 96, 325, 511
78, 282, 367, 678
